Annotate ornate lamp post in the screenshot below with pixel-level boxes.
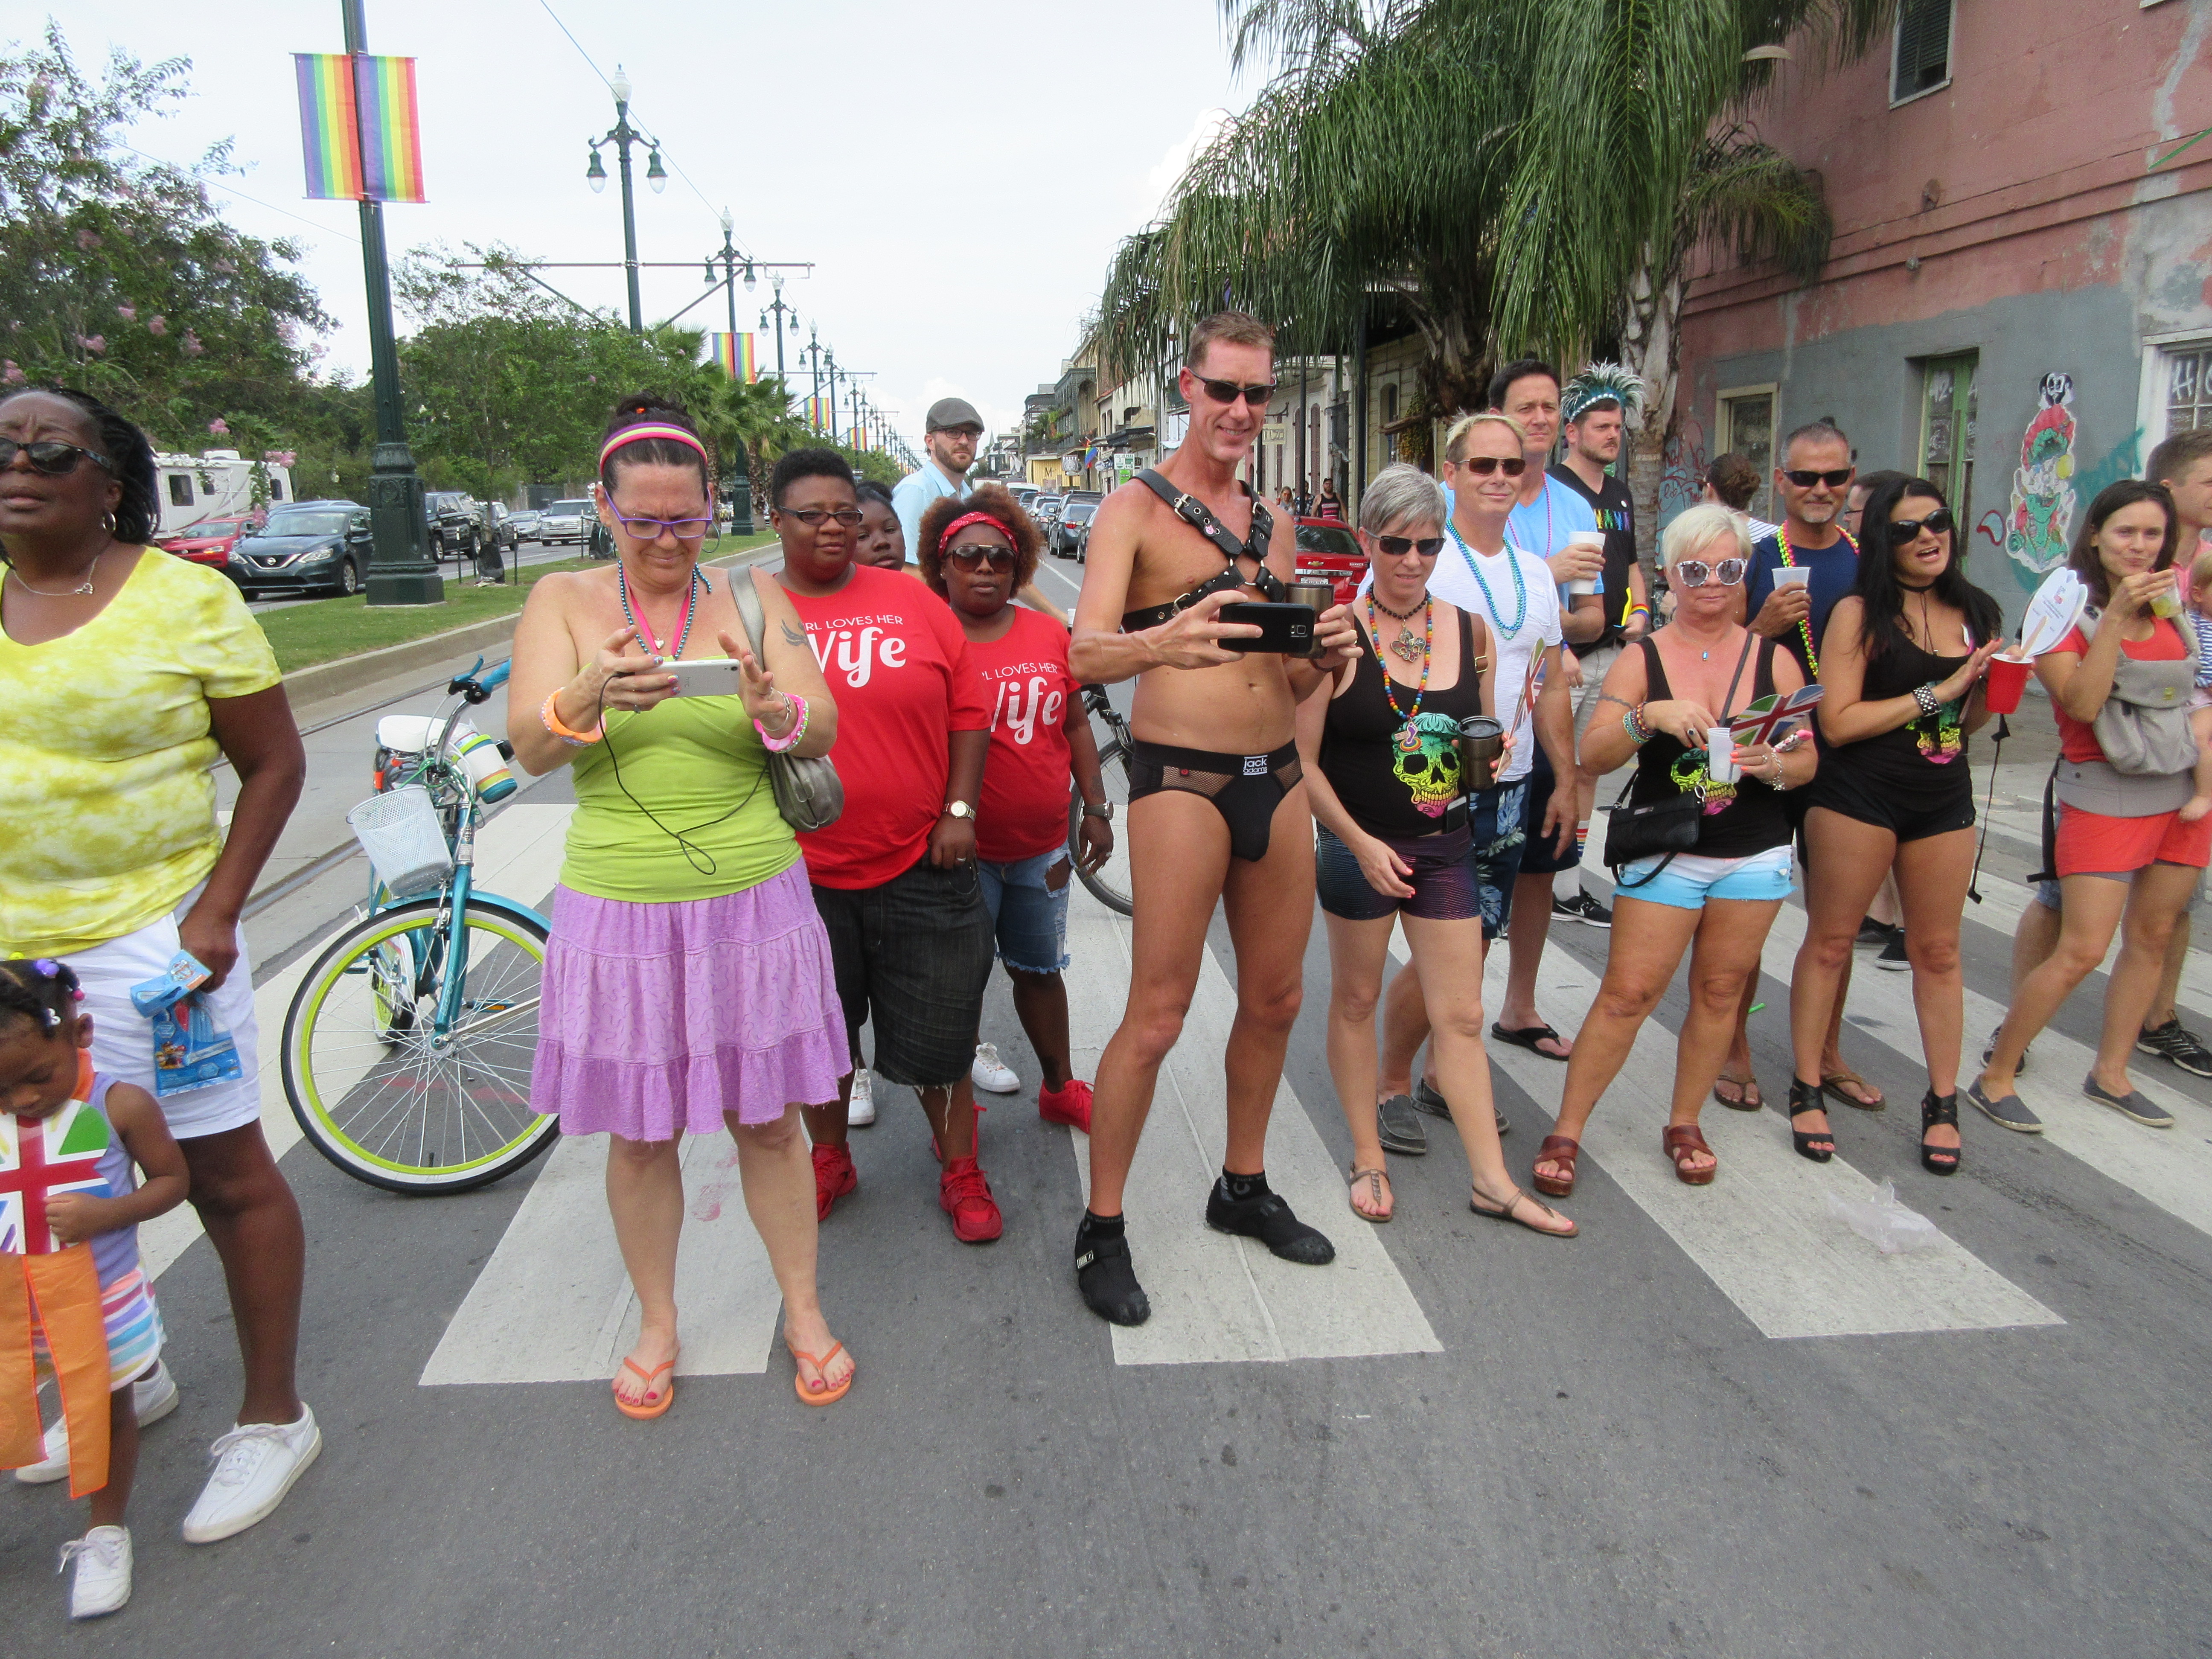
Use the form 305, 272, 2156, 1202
585, 65, 661, 333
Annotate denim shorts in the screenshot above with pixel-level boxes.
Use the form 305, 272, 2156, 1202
812, 855, 996, 1087
978, 848, 1073, 974
1315, 823, 1482, 922
1615, 845, 1794, 910
1517, 750, 1581, 877
1471, 778, 1529, 940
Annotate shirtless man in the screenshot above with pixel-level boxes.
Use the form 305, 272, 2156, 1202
1067, 311, 1358, 1326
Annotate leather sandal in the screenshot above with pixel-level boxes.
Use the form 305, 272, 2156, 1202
1470, 1182, 1578, 1237
1712, 1070, 1762, 1112
1822, 1065, 1885, 1111
1662, 1123, 1717, 1185
1531, 1134, 1580, 1199
1347, 1162, 1392, 1223
1788, 1078, 1836, 1162
1920, 1090, 1961, 1176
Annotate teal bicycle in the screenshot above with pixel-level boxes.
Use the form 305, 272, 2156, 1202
280, 659, 559, 1193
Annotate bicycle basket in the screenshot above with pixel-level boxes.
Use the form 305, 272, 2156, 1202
345, 786, 454, 898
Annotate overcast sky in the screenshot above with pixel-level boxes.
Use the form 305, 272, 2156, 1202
31, 1, 1253, 449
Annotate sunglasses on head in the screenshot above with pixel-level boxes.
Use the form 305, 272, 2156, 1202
1371, 533, 1444, 558
945, 544, 1017, 572
1195, 376, 1277, 407
0, 438, 111, 476
1457, 455, 1527, 477
1673, 556, 1746, 588
1782, 467, 1854, 489
1887, 508, 1954, 544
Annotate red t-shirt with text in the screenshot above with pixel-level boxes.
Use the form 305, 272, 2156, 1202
2051, 618, 2189, 764
784, 564, 991, 889
970, 607, 1080, 862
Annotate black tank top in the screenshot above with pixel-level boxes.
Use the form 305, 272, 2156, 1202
1630, 636, 1792, 858
1319, 607, 1488, 838
1805, 627, 1973, 817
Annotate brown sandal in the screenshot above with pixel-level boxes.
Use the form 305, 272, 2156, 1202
1347, 1163, 1392, 1223
1822, 1066, 1885, 1111
1470, 1183, 1579, 1238
1662, 1123, 1717, 1185
1531, 1134, 1580, 1199
1712, 1070, 1762, 1111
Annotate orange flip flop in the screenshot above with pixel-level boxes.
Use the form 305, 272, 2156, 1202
791, 1342, 853, 1406
613, 1356, 676, 1420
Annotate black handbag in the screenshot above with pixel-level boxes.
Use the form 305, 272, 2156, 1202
1604, 632, 1756, 888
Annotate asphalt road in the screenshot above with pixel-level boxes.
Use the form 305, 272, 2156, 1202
247, 534, 588, 614
8, 550, 2210, 1656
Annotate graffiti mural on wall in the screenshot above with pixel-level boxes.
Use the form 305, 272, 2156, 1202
1657, 415, 1709, 527
2003, 374, 2079, 577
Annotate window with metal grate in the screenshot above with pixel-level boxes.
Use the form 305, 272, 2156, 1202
1892, 0, 1952, 102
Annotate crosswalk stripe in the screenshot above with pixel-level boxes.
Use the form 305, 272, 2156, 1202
1062, 892, 1442, 1365
1384, 926, 2061, 1339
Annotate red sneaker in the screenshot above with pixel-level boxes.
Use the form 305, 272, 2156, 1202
1038, 1078, 1094, 1133
812, 1143, 857, 1220
938, 1156, 1004, 1243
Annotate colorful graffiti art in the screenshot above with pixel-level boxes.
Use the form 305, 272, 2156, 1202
2005, 373, 2078, 578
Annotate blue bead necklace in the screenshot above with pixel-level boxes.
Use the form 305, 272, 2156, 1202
1448, 521, 1528, 639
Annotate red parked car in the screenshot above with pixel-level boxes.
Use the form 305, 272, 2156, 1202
1294, 517, 1365, 605
157, 516, 259, 571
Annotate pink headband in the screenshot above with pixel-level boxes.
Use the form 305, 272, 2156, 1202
941, 511, 1015, 551
599, 422, 709, 471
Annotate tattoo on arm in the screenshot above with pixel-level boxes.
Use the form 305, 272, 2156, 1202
780, 620, 805, 646
1594, 693, 1634, 711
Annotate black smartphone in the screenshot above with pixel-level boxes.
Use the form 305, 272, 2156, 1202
1217, 601, 1317, 655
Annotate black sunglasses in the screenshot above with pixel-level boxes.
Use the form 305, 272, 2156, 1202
778, 506, 864, 529
1887, 508, 1955, 544
1782, 467, 1854, 489
1372, 534, 1445, 558
1195, 377, 1277, 408
0, 438, 112, 476
945, 544, 1017, 571
1458, 455, 1528, 477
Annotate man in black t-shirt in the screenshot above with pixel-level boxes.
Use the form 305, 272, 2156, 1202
1548, 368, 1650, 925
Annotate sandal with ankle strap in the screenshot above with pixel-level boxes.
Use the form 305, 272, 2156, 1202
1531, 1134, 1580, 1199
1470, 1182, 1578, 1237
1919, 1090, 1961, 1176
1662, 1123, 1717, 1185
1346, 1162, 1392, 1223
1787, 1078, 1836, 1163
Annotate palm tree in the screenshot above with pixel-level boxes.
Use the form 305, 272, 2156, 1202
1103, 0, 1898, 523
708, 374, 812, 497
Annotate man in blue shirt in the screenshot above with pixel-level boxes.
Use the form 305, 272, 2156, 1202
891, 396, 982, 550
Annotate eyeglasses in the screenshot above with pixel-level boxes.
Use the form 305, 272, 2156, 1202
778, 506, 864, 529
1194, 377, 1278, 407
1673, 557, 1747, 588
1887, 508, 1955, 544
1372, 534, 1445, 558
0, 438, 112, 476
1456, 455, 1528, 477
611, 511, 713, 543
945, 544, 1018, 572
1782, 467, 1854, 489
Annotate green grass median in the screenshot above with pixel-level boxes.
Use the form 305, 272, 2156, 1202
256, 535, 779, 674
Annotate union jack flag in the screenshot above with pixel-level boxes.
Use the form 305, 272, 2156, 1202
1730, 685, 1825, 748
0, 1100, 111, 1256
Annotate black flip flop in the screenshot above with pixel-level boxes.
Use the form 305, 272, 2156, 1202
1491, 1022, 1570, 1061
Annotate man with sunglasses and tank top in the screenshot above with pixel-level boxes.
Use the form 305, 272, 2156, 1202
1066, 310, 1359, 1327
1715, 422, 1886, 1117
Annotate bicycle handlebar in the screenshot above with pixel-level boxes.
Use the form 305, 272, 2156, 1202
447, 657, 512, 704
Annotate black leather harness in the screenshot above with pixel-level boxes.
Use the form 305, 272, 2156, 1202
1118, 469, 1287, 632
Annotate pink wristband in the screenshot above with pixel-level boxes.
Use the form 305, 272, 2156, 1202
757, 694, 807, 752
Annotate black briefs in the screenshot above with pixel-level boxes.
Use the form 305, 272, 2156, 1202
1126, 739, 1304, 863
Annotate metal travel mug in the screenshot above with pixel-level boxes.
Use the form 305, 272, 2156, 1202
1457, 715, 1505, 792
1285, 581, 1334, 657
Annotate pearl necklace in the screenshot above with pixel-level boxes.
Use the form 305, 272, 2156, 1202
619, 564, 703, 661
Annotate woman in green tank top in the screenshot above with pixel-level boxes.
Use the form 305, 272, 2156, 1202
507, 395, 857, 1412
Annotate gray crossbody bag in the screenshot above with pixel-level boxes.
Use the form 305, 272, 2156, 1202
727, 568, 844, 832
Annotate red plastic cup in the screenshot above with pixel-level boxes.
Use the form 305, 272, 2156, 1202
1984, 653, 2032, 714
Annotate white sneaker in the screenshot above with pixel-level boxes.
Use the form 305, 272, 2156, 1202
180, 1403, 321, 1544
972, 1042, 1020, 1094
60, 1525, 131, 1619
16, 1360, 178, 1485
846, 1067, 875, 1126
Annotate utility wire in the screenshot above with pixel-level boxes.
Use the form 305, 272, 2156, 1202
123, 144, 362, 247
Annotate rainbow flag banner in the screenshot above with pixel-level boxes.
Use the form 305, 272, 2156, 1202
708, 333, 758, 383
294, 53, 427, 203
805, 395, 830, 433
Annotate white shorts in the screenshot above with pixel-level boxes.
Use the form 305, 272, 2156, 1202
59, 886, 263, 1140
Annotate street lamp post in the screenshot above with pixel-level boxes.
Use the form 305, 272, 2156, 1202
341, 0, 441, 605
825, 350, 841, 446
761, 273, 792, 382
585, 65, 662, 334
806, 326, 824, 437
710, 207, 755, 536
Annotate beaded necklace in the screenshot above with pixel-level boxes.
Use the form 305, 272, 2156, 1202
1448, 521, 1528, 639
1774, 524, 1857, 675
619, 564, 703, 661
1364, 592, 1433, 751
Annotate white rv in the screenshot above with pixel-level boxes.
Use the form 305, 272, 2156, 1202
153, 450, 296, 537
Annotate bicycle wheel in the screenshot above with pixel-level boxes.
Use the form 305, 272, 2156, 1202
1071, 728, 1135, 917
282, 897, 556, 1194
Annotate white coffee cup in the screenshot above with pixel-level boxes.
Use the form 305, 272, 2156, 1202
1564, 529, 1604, 595
1705, 727, 1740, 783
1773, 565, 1811, 590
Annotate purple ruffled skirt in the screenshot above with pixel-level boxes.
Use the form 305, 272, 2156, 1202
531, 864, 848, 1138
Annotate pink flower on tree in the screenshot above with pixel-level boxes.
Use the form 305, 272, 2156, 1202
116, 303, 137, 322
77, 229, 101, 250
270, 450, 298, 467
182, 332, 204, 358
147, 315, 169, 337
2, 362, 23, 385
77, 334, 106, 354
208, 418, 230, 437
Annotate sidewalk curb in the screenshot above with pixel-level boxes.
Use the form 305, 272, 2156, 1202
277, 544, 779, 707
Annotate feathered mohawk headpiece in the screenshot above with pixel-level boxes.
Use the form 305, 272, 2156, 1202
1560, 362, 1647, 426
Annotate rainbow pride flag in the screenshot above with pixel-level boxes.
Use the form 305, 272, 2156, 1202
805, 395, 829, 432
294, 53, 427, 203
709, 334, 758, 383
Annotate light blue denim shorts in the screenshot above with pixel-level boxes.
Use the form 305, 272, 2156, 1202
1615, 845, 1795, 911
976, 849, 1073, 974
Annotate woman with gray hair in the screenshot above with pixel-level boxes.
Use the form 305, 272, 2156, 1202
1296, 465, 1572, 1234
1531, 504, 1818, 1199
